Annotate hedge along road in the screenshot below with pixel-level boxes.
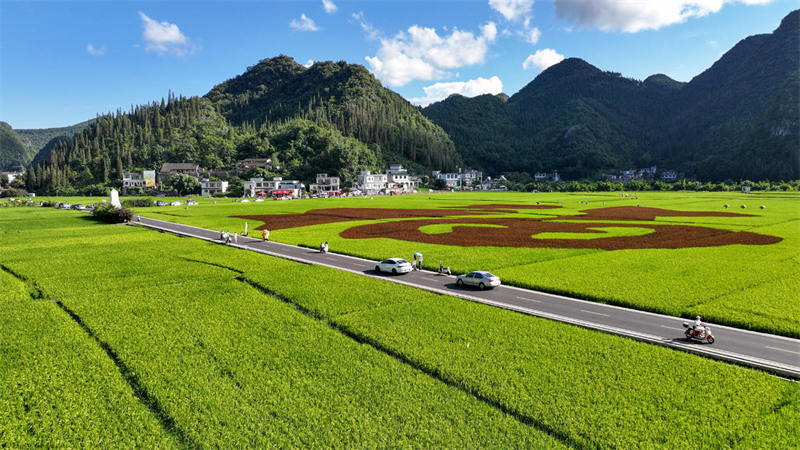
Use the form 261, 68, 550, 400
133, 215, 800, 380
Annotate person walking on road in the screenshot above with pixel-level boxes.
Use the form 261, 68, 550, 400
413, 252, 422, 270
264, 229, 270, 242
220, 230, 224, 241
233, 232, 238, 244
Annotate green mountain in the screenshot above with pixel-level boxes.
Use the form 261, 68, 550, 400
424, 9, 799, 181
207, 56, 460, 171
0, 122, 35, 171
18, 120, 93, 167
22, 57, 460, 194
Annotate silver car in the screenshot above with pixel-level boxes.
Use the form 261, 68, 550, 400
456, 271, 501, 289
375, 258, 413, 274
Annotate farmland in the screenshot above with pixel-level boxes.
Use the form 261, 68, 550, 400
1, 205, 798, 448
124, 191, 800, 337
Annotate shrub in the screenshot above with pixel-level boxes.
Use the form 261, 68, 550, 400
1, 189, 29, 198
92, 203, 133, 223
122, 198, 154, 208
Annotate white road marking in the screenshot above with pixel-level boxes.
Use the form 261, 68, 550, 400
581, 309, 610, 317
515, 296, 540, 303
325, 257, 337, 261
765, 346, 800, 356
661, 325, 685, 332
423, 277, 438, 282
353, 262, 362, 266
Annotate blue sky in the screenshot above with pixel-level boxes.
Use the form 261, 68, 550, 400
1, 0, 797, 129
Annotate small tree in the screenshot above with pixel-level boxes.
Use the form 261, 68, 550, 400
433, 178, 448, 190
167, 174, 200, 196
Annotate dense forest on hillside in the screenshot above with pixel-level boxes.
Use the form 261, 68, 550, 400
21, 93, 382, 195
0, 122, 35, 171
208, 57, 459, 171
424, 10, 800, 181
22, 57, 459, 195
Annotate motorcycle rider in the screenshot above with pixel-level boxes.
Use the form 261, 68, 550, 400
693, 315, 705, 338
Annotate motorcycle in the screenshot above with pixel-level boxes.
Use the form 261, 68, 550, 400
438, 263, 451, 275
683, 322, 715, 344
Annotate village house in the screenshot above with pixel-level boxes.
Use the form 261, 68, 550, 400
243, 177, 303, 199
200, 179, 229, 197
386, 163, 419, 192
122, 172, 146, 189
534, 172, 561, 182
356, 171, 389, 193
432, 168, 482, 189
310, 173, 341, 196
157, 163, 202, 187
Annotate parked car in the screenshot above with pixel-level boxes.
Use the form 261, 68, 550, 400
240, 199, 250, 203
254, 198, 264, 202
375, 258, 413, 274
155, 201, 167, 207
456, 271, 501, 289
71, 204, 86, 211
169, 201, 182, 206
58, 202, 71, 209
186, 200, 199, 205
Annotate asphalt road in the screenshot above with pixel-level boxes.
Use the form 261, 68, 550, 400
133, 215, 800, 379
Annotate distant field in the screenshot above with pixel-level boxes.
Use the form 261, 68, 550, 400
105, 190, 800, 337
1, 207, 797, 448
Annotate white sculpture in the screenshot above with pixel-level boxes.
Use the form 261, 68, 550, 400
110, 189, 122, 209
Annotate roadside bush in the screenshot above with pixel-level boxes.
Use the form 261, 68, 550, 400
92, 203, 133, 223
1, 189, 29, 198
122, 198, 154, 208
41, 200, 58, 207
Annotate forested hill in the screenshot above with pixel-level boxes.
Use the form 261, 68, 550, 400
18, 120, 94, 167
207, 56, 459, 171
0, 122, 35, 171
21, 57, 460, 195
424, 9, 799, 181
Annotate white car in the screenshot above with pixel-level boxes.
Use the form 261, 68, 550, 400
240, 199, 250, 203
169, 201, 182, 206
375, 258, 413, 274
254, 198, 264, 202
456, 271, 501, 289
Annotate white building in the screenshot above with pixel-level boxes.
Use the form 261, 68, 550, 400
431, 170, 461, 188
534, 172, 560, 182
432, 169, 483, 189
243, 177, 303, 198
310, 173, 340, 195
122, 172, 145, 189
201, 179, 229, 197
386, 164, 418, 192
356, 171, 388, 193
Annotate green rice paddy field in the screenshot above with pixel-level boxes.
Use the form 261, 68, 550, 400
128, 191, 800, 337
1, 204, 798, 448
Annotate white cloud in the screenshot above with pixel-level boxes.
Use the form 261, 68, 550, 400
524, 27, 541, 44
322, 0, 338, 14
523, 48, 565, 71
489, 0, 534, 22
707, 40, 718, 48
304, 59, 315, 68
353, 12, 380, 40
409, 76, 504, 106
290, 14, 320, 31
365, 22, 498, 86
86, 43, 106, 56
138, 12, 195, 56
553, 0, 774, 33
